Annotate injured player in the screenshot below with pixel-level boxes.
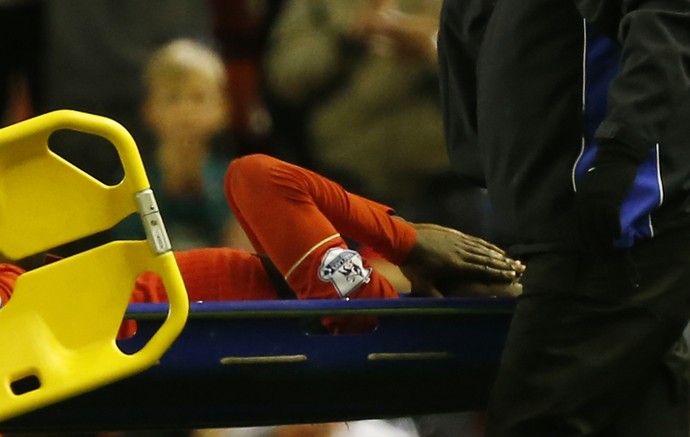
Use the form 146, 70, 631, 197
0, 154, 524, 333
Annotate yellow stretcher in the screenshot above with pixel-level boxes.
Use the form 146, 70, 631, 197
0, 110, 189, 422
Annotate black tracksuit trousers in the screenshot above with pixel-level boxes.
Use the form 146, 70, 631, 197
485, 231, 690, 436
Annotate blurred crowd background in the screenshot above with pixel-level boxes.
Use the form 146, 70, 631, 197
0, 0, 492, 435
1, 0, 493, 251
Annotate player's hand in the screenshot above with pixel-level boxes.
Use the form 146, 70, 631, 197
575, 141, 642, 252
441, 280, 523, 298
399, 223, 524, 297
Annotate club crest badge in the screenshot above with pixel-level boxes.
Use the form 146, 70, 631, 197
318, 247, 372, 298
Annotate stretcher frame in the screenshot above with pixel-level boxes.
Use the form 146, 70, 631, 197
0, 297, 514, 432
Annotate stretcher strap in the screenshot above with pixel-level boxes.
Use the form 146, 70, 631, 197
256, 254, 295, 300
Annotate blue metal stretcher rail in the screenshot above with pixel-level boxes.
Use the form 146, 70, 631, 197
0, 297, 515, 432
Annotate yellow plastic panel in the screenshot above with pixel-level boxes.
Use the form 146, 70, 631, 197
0, 111, 189, 421
0, 241, 188, 421
0, 110, 149, 260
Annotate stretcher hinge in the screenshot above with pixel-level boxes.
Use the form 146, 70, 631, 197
135, 189, 172, 254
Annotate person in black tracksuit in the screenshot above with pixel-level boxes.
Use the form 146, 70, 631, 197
438, 0, 690, 435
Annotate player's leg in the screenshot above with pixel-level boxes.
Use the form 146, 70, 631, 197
133, 248, 278, 303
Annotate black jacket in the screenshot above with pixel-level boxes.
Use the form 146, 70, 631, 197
439, 0, 690, 255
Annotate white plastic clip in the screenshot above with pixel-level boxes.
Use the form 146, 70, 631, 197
135, 189, 172, 254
